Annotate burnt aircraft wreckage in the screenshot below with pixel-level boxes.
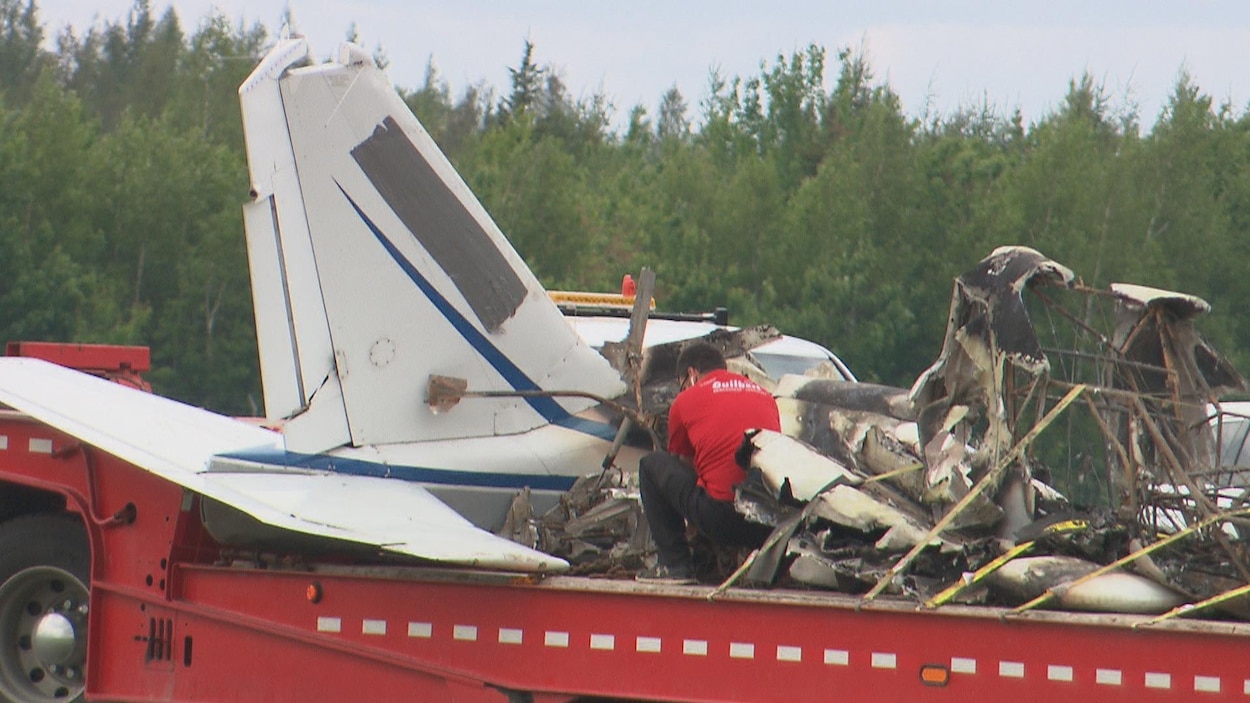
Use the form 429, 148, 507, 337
509, 246, 1250, 621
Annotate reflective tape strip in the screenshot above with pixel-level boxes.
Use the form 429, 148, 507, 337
499, 628, 523, 645
1096, 669, 1122, 686
0, 435, 7, 450
871, 652, 897, 670
999, 661, 1025, 678
1194, 675, 1220, 693
636, 636, 661, 653
29, 438, 52, 454
824, 649, 849, 666
302, 614, 1214, 692
951, 657, 977, 674
777, 645, 802, 663
1047, 665, 1073, 682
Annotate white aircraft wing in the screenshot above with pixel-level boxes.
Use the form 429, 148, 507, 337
0, 358, 565, 572
200, 472, 563, 570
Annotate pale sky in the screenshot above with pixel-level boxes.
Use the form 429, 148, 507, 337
38, 1, 1250, 131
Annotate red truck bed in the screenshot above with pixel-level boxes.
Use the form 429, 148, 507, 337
0, 412, 1246, 701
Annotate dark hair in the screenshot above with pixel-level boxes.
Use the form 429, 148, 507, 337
676, 341, 727, 375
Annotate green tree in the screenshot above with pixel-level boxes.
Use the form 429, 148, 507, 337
0, 0, 45, 103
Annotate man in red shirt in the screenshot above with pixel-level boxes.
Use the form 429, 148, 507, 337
637, 341, 779, 584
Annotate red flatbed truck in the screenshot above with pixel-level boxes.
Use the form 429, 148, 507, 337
0, 344, 1245, 702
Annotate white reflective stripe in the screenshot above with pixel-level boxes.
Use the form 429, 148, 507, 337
0, 435, 8, 450
636, 636, 661, 653
777, 645, 802, 662
361, 619, 386, 635
590, 634, 615, 651
316, 616, 341, 633
29, 438, 52, 454
824, 649, 849, 666
999, 661, 1024, 678
453, 625, 478, 641
544, 631, 569, 648
1243, 678, 1250, 695
683, 639, 707, 656
871, 652, 897, 669
1047, 665, 1073, 682
951, 657, 977, 674
1194, 675, 1220, 693
407, 622, 432, 638
1096, 669, 1122, 686
499, 628, 523, 645
730, 642, 755, 659
1145, 672, 1172, 690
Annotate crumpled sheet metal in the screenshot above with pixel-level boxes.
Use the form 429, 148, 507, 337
1106, 282, 1246, 487
905, 247, 1077, 519
912, 246, 1076, 412
589, 325, 787, 429
744, 430, 953, 552
527, 247, 1250, 619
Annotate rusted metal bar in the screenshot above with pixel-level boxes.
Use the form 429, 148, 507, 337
1032, 287, 1121, 354
1133, 398, 1250, 584
1081, 393, 1137, 515
1040, 347, 1170, 376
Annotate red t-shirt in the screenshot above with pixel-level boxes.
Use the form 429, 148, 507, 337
667, 369, 781, 501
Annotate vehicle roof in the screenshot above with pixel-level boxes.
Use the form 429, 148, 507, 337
565, 316, 856, 381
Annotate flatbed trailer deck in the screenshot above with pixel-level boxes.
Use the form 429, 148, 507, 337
1, 408, 1247, 701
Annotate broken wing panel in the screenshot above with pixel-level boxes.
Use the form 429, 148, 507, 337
201, 472, 567, 571
0, 359, 564, 572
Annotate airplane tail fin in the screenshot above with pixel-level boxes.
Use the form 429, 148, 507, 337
239, 40, 624, 453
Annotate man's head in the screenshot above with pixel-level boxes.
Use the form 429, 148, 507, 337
676, 341, 727, 389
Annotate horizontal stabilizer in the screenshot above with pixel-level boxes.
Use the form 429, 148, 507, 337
0, 359, 564, 572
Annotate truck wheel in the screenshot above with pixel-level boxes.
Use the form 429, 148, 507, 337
0, 514, 90, 702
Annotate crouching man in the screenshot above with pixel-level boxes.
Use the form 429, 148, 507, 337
637, 341, 778, 584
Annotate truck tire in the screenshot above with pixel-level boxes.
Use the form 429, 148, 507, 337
0, 514, 90, 703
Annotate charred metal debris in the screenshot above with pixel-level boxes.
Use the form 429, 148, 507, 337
501, 246, 1250, 621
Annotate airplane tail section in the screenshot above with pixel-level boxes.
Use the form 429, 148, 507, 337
239, 40, 625, 454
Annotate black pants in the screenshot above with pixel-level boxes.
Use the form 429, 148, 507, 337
638, 452, 772, 569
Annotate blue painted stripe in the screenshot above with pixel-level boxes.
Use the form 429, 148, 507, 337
336, 183, 570, 423
554, 414, 619, 441
217, 447, 578, 492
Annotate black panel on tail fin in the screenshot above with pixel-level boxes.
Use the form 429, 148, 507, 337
351, 117, 526, 331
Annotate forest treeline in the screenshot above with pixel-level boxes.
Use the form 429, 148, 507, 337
3, 0, 1250, 416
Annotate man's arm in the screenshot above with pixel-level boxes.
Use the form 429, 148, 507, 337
667, 395, 695, 460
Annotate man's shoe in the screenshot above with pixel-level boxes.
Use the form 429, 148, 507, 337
636, 563, 697, 585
